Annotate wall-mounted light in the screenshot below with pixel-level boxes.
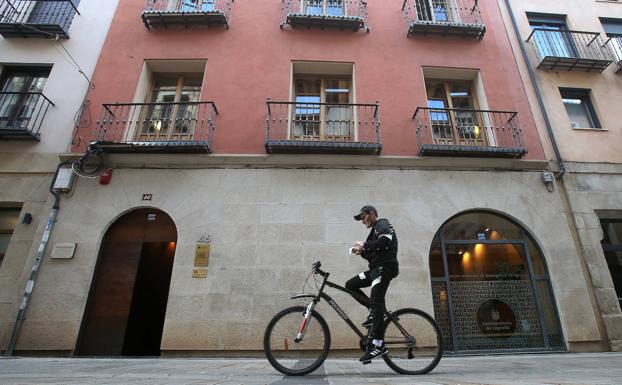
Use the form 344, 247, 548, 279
22, 213, 32, 224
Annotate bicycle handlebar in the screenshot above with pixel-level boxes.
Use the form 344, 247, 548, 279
311, 261, 329, 277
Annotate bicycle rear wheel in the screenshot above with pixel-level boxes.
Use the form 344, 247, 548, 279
381, 308, 443, 375
263, 305, 331, 376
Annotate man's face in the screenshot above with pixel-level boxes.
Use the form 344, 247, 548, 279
361, 212, 374, 228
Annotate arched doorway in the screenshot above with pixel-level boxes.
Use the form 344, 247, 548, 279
75, 208, 177, 356
429, 211, 564, 352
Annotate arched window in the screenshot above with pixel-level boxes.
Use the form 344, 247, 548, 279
430, 211, 564, 352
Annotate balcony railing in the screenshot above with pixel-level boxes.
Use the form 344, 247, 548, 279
266, 99, 381, 154
527, 29, 614, 72
281, 0, 368, 32
413, 107, 527, 158
142, 0, 233, 29
91, 101, 218, 153
0, 0, 79, 38
603, 34, 622, 72
0, 91, 55, 140
402, 0, 485, 39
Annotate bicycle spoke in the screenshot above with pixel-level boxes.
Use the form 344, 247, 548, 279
382, 309, 443, 375
264, 306, 331, 376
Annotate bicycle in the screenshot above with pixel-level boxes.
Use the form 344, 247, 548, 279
263, 261, 443, 376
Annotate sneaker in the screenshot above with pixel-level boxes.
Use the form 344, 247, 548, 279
359, 344, 388, 362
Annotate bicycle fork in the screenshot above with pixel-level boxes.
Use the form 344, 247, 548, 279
294, 301, 317, 343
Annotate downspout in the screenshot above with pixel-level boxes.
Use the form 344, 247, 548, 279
503, 0, 565, 178
4, 161, 68, 356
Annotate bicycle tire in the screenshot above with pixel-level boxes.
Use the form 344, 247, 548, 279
381, 308, 443, 375
263, 305, 331, 376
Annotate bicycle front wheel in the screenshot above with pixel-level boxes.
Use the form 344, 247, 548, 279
263, 305, 331, 376
381, 308, 443, 375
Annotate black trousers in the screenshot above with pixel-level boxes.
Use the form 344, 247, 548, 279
345, 263, 399, 339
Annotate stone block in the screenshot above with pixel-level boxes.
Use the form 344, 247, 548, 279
610, 340, 622, 352
279, 224, 324, 243
259, 204, 302, 224
602, 315, 622, 340
594, 288, 621, 315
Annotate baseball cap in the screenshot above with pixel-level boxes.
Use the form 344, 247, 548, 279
354, 205, 377, 221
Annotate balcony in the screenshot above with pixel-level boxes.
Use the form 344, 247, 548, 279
281, 0, 368, 32
0, 91, 55, 140
142, 0, 233, 29
413, 107, 527, 158
603, 34, 622, 73
0, 0, 79, 38
90, 101, 218, 154
265, 99, 381, 155
527, 29, 614, 72
402, 0, 485, 39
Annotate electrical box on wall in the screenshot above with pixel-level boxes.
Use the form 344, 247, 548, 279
53, 167, 77, 192
51, 243, 76, 259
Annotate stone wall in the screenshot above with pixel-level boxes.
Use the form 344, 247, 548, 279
1, 166, 605, 352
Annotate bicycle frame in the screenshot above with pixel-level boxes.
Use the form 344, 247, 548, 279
292, 274, 369, 341
292, 265, 416, 350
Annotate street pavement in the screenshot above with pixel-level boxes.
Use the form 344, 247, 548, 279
0, 352, 620, 385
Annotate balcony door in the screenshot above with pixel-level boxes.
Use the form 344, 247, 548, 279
425, 80, 486, 146
138, 75, 202, 141
302, 0, 344, 17
292, 77, 352, 141
416, 0, 459, 23
528, 15, 577, 59
0, 67, 50, 131
175, 0, 215, 12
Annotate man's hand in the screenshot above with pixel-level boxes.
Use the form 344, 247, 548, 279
351, 241, 364, 255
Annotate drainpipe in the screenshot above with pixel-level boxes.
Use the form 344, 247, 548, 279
4, 161, 68, 357
503, 0, 565, 178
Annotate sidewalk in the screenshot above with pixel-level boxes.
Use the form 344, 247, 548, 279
0, 352, 620, 385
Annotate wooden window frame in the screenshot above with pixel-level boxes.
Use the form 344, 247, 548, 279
425, 79, 488, 146
290, 74, 354, 141
137, 73, 203, 141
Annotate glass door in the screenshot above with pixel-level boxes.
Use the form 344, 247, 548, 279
530, 23, 576, 59
0, 68, 49, 131
139, 75, 202, 141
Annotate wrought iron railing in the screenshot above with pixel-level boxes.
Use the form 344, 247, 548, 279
526, 29, 614, 71
402, 0, 484, 38
92, 101, 218, 149
266, 99, 381, 153
144, 0, 233, 16
281, 0, 368, 30
0, 0, 79, 38
142, 0, 233, 28
413, 107, 527, 157
0, 91, 55, 139
603, 34, 622, 71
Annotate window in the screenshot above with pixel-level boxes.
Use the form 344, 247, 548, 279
139, 74, 203, 141
601, 18, 622, 61
302, 0, 344, 17
559, 88, 600, 129
175, 0, 215, 12
527, 13, 575, 58
0, 67, 50, 131
425, 79, 486, 146
416, 0, 460, 23
0, 208, 21, 267
600, 219, 622, 308
292, 76, 352, 140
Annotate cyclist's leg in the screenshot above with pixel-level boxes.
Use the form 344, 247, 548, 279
368, 264, 399, 340
345, 271, 371, 308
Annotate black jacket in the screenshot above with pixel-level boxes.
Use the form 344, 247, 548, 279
361, 218, 398, 268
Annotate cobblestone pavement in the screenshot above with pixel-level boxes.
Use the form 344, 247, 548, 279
0, 352, 620, 385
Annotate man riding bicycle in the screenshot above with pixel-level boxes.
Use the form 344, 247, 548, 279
346, 205, 399, 362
